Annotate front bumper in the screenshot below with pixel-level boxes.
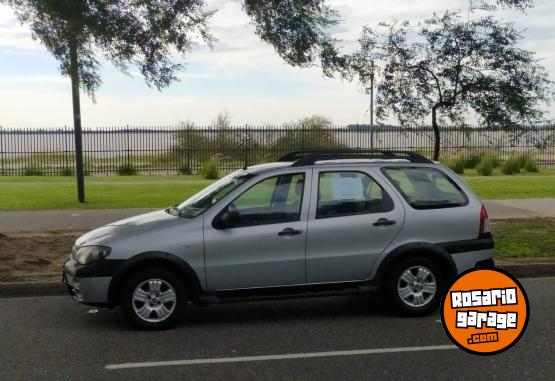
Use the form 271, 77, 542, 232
63, 259, 114, 305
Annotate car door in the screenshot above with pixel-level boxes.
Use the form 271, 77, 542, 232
306, 168, 405, 283
203, 170, 311, 290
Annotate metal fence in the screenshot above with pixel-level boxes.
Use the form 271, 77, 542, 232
1, 125, 554, 175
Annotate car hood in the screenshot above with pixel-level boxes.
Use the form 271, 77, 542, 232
75, 210, 180, 246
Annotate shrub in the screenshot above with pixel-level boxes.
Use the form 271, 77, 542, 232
23, 165, 43, 176
447, 157, 465, 174
252, 154, 272, 165
477, 157, 494, 176
117, 163, 137, 176
463, 152, 482, 169
502, 157, 521, 175
59, 166, 74, 176
523, 159, 539, 173
201, 158, 219, 179
515, 154, 530, 169
269, 115, 346, 154
178, 161, 192, 175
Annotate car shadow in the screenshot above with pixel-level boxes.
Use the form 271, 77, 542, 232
182, 294, 396, 326
81, 293, 404, 331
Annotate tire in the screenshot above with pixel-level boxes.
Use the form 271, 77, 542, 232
120, 267, 187, 330
385, 256, 445, 316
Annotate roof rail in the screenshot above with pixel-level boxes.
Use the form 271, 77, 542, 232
278, 150, 432, 166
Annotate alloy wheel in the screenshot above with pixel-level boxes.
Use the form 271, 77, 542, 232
132, 279, 177, 323
396, 266, 437, 307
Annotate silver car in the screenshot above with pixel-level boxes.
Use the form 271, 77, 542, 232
63, 150, 494, 329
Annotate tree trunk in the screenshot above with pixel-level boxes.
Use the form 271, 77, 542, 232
69, 38, 85, 203
431, 105, 441, 161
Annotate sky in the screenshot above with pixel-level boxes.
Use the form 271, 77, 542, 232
0, 0, 554, 128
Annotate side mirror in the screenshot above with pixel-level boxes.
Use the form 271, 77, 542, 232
213, 210, 240, 230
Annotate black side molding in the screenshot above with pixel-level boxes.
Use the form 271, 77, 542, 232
439, 237, 494, 255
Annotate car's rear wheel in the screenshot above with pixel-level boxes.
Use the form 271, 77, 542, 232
386, 257, 445, 316
121, 268, 186, 330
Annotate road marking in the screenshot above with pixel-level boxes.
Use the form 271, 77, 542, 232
106, 344, 457, 370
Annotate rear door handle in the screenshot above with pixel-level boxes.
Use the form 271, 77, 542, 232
278, 228, 303, 236
373, 218, 396, 227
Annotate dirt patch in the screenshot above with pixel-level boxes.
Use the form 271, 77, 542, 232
0, 232, 80, 282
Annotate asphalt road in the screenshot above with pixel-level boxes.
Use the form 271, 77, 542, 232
0, 278, 554, 381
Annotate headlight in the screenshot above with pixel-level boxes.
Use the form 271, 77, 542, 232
72, 246, 111, 265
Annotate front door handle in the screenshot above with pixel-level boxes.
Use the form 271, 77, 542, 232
278, 228, 303, 236
373, 218, 396, 227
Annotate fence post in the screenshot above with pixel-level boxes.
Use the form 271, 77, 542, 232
63, 125, 69, 171
243, 124, 249, 169
126, 124, 130, 166
0, 126, 4, 175
186, 124, 192, 174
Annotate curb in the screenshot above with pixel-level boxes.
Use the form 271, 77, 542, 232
496, 262, 555, 279
1, 262, 554, 299
0, 281, 66, 298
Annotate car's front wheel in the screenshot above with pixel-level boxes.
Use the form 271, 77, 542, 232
121, 268, 186, 330
386, 257, 445, 316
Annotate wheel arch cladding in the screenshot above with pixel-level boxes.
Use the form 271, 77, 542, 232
374, 243, 458, 287
107, 251, 203, 305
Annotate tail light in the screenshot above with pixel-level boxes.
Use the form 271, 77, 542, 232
479, 205, 491, 236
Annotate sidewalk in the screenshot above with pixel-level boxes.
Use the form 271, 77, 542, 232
2, 199, 555, 233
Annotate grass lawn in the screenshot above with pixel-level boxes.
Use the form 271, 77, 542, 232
0, 176, 213, 210
491, 218, 555, 258
1, 167, 555, 211
461, 167, 555, 199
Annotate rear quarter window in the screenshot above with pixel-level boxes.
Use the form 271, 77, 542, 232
381, 167, 469, 210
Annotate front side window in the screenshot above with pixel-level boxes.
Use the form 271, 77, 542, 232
381, 167, 468, 209
317, 171, 393, 219
223, 173, 305, 228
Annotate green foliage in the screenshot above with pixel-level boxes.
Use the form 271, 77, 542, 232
58, 167, 74, 176
178, 162, 192, 175
447, 157, 465, 174
269, 115, 346, 154
201, 158, 219, 180
174, 113, 254, 162
117, 163, 137, 176
3, 0, 346, 95
463, 153, 482, 169
516, 154, 529, 168
477, 157, 494, 176
523, 159, 539, 173
23, 165, 43, 176
494, 0, 533, 10
252, 154, 272, 165
350, 9, 553, 160
3, 0, 215, 95
174, 114, 346, 164
243, 0, 346, 75
502, 157, 521, 175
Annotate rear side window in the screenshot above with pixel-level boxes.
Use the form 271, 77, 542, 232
317, 171, 393, 218
381, 167, 468, 210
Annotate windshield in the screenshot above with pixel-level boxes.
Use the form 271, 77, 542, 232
177, 171, 254, 218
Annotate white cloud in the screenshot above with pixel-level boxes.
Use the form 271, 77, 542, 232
0, 74, 66, 85
0, 0, 555, 127
0, 5, 43, 52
